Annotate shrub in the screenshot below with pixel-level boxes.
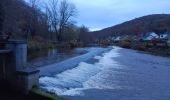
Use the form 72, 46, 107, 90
120, 40, 131, 48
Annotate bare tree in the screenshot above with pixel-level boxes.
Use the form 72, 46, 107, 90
45, 0, 59, 41
58, 0, 77, 41
26, 0, 39, 40
79, 25, 95, 44
45, 0, 77, 42
29, 0, 38, 8
0, 0, 49, 40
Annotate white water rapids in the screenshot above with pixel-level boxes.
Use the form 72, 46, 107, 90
39, 47, 122, 96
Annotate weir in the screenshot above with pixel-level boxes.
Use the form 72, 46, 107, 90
0, 38, 39, 93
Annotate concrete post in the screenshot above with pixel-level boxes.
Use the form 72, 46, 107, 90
6, 40, 27, 70
4, 40, 40, 94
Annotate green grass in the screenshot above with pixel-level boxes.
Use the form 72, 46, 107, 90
31, 88, 64, 100
0, 80, 64, 100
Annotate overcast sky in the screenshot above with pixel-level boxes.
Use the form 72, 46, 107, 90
65, 0, 170, 31
27, 0, 170, 31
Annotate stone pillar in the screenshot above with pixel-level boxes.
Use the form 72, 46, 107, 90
5, 40, 40, 94
7, 40, 27, 70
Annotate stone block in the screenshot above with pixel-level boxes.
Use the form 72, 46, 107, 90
16, 68, 40, 94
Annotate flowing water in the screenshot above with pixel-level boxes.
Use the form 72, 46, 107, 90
39, 47, 170, 100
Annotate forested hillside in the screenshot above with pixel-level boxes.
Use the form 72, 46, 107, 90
0, 0, 49, 39
91, 14, 170, 39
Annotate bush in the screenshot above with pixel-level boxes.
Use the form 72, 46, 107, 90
120, 40, 131, 48
30, 88, 61, 100
131, 42, 146, 51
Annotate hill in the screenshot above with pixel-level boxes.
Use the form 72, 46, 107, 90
91, 14, 170, 39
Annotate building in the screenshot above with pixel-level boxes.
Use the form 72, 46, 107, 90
114, 36, 121, 42
142, 32, 159, 41
159, 32, 170, 47
160, 32, 170, 40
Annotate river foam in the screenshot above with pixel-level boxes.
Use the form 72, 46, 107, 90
39, 47, 122, 96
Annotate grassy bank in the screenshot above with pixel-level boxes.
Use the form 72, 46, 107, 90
113, 41, 170, 57
31, 88, 64, 100
143, 48, 170, 57
0, 80, 63, 100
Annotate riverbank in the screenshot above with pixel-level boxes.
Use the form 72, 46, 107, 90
143, 48, 170, 57
115, 44, 170, 57
114, 41, 170, 57
0, 80, 63, 100
126, 47, 170, 58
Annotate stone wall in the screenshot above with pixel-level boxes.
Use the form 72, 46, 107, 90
0, 40, 40, 94
16, 68, 39, 93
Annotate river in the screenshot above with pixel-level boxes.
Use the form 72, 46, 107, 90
39, 46, 170, 100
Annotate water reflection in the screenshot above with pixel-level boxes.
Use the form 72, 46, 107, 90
28, 48, 87, 67
48, 49, 58, 58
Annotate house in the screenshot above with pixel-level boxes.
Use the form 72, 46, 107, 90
142, 32, 163, 47
160, 32, 170, 40
142, 32, 159, 41
159, 32, 170, 47
115, 36, 121, 41
160, 34, 168, 39
114, 36, 121, 42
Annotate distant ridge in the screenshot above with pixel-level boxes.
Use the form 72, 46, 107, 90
91, 14, 170, 39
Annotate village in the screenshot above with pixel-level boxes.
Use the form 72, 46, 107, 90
95, 32, 170, 56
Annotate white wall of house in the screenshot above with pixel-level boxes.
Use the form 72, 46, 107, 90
144, 32, 159, 40
114, 36, 121, 41
160, 34, 168, 39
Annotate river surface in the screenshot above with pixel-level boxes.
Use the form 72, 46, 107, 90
39, 46, 170, 100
